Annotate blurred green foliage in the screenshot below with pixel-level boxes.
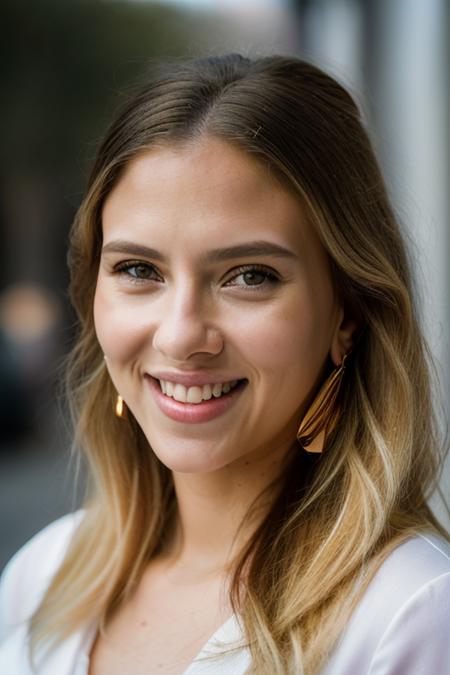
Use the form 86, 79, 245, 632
0, 0, 211, 182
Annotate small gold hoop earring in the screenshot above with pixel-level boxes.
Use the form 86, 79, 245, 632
115, 395, 128, 419
296, 353, 348, 454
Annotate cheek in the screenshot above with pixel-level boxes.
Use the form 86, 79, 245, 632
237, 291, 334, 404
236, 303, 324, 379
238, 313, 300, 369
93, 281, 148, 364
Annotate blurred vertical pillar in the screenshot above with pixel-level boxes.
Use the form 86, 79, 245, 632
292, 0, 364, 95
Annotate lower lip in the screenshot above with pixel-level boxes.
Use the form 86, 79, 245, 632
146, 376, 248, 423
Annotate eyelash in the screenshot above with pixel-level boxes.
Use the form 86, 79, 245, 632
113, 261, 280, 291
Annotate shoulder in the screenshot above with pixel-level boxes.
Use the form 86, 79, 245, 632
0, 510, 85, 641
363, 531, 450, 609
322, 532, 450, 675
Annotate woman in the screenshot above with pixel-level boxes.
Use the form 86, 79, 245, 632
1, 54, 449, 675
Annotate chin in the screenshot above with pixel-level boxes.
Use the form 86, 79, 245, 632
145, 435, 233, 475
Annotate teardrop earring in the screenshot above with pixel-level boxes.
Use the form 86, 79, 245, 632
115, 395, 128, 419
296, 353, 348, 453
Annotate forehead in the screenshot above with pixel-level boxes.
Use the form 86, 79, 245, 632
102, 138, 322, 260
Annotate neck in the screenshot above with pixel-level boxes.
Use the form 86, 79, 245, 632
164, 440, 295, 577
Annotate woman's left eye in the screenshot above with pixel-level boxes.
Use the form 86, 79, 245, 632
225, 265, 280, 290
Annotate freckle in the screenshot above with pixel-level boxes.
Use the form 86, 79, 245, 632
140, 620, 148, 627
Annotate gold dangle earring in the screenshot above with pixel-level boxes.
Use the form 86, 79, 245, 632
296, 353, 348, 454
115, 395, 128, 420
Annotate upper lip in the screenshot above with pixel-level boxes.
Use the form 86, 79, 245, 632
148, 371, 246, 387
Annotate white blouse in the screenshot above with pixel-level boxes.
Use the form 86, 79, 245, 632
1, 511, 449, 674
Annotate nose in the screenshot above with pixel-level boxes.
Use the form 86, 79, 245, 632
152, 281, 223, 361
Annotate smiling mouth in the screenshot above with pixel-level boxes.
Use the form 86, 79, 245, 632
147, 376, 248, 423
151, 376, 248, 405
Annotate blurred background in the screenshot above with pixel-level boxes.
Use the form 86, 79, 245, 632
1, 0, 449, 571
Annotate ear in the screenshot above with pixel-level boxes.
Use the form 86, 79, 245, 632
330, 305, 361, 366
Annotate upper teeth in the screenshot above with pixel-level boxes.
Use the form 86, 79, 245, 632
159, 379, 239, 404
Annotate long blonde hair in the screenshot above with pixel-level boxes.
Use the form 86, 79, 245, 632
30, 54, 449, 674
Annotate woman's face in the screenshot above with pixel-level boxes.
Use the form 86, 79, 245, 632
94, 138, 352, 473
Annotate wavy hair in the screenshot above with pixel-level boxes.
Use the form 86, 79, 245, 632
30, 54, 449, 674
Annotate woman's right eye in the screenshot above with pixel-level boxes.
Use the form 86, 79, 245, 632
114, 261, 160, 283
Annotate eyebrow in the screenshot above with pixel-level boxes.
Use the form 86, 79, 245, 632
101, 239, 299, 263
